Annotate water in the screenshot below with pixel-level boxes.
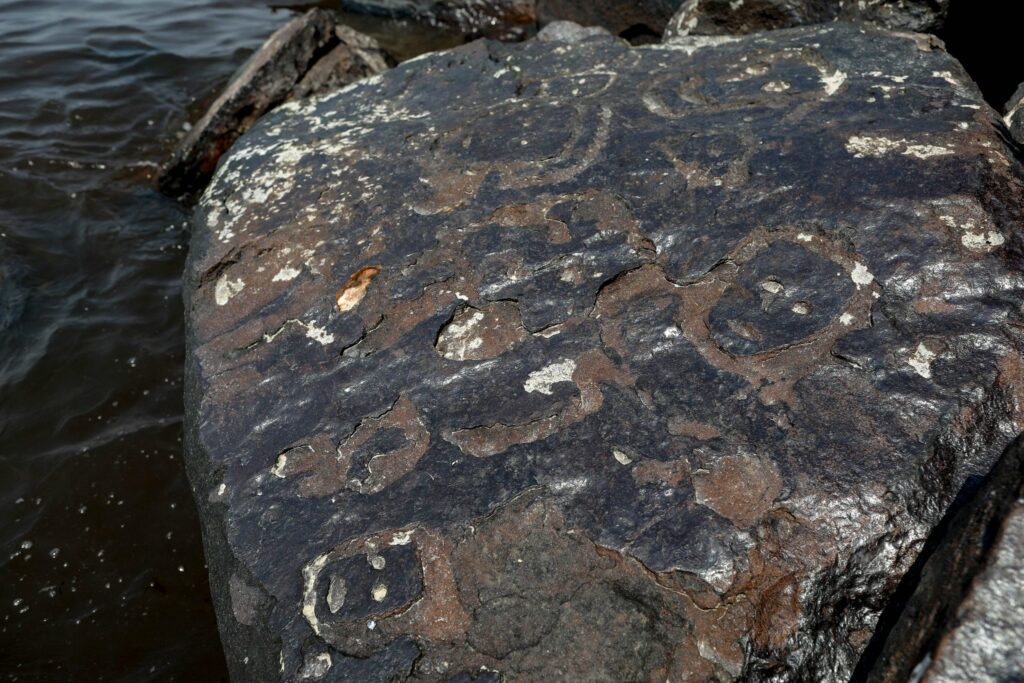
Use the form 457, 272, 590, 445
0, 2, 460, 679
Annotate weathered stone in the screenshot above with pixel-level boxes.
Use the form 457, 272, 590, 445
335, 0, 537, 40
537, 0, 680, 39
185, 23, 1024, 681
157, 10, 387, 198
290, 25, 391, 101
1005, 82, 1024, 146
857, 435, 1024, 683
923, 500, 1024, 681
536, 20, 613, 44
665, 0, 949, 39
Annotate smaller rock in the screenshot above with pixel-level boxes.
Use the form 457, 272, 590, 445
157, 9, 388, 198
860, 435, 1024, 683
536, 20, 613, 43
290, 25, 390, 101
921, 498, 1024, 682
664, 0, 949, 39
1004, 83, 1024, 146
536, 0, 680, 41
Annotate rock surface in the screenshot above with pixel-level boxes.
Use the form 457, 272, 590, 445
922, 500, 1024, 681
858, 435, 1024, 683
535, 20, 613, 43
157, 9, 388, 197
1005, 82, 1024, 146
536, 0, 681, 39
335, 0, 537, 40
185, 22, 1024, 682
665, 0, 949, 39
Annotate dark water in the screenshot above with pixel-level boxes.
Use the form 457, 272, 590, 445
0, 2, 458, 680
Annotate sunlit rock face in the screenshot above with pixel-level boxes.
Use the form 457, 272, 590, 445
665, 0, 950, 39
184, 22, 1024, 682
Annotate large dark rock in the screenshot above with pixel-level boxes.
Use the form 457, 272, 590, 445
157, 9, 388, 198
185, 22, 1024, 681
664, 0, 949, 39
856, 435, 1024, 683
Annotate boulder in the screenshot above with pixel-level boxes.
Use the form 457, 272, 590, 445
157, 10, 388, 198
185, 22, 1024, 682
664, 0, 949, 39
536, 0, 681, 40
859, 436, 1024, 682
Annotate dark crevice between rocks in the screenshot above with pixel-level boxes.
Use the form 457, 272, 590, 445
851, 433, 1024, 683
939, 0, 1022, 111
618, 23, 661, 45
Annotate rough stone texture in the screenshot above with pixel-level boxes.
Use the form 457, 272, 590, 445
858, 435, 1024, 683
924, 501, 1024, 681
535, 20, 613, 43
1004, 82, 1024, 147
664, 0, 949, 39
537, 0, 681, 39
185, 23, 1024, 682
335, 0, 537, 40
157, 10, 388, 198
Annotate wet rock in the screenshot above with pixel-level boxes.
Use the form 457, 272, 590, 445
335, 0, 537, 40
185, 22, 1024, 682
535, 20, 613, 43
665, 0, 949, 39
1005, 82, 1024, 146
536, 0, 680, 40
157, 9, 388, 198
857, 435, 1024, 683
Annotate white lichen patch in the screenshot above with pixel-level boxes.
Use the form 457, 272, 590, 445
272, 265, 302, 282
762, 80, 790, 93
845, 135, 954, 160
437, 309, 485, 361
271, 454, 289, 478
821, 70, 847, 96
851, 263, 874, 288
845, 135, 904, 158
961, 231, 1005, 250
326, 576, 347, 614
214, 276, 245, 306
902, 143, 954, 159
908, 342, 937, 379
371, 582, 388, 602
524, 359, 577, 395
389, 530, 413, 546
840, 312, 855, 326
299, 652, 332, 680
613, 449, 633, 465
303, 322, 334, 346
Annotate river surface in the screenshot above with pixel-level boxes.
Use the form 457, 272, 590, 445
0, 2, 458, 680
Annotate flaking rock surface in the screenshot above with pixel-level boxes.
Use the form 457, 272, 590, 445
665, 0, 949, 39
185, 23, 1024, 682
